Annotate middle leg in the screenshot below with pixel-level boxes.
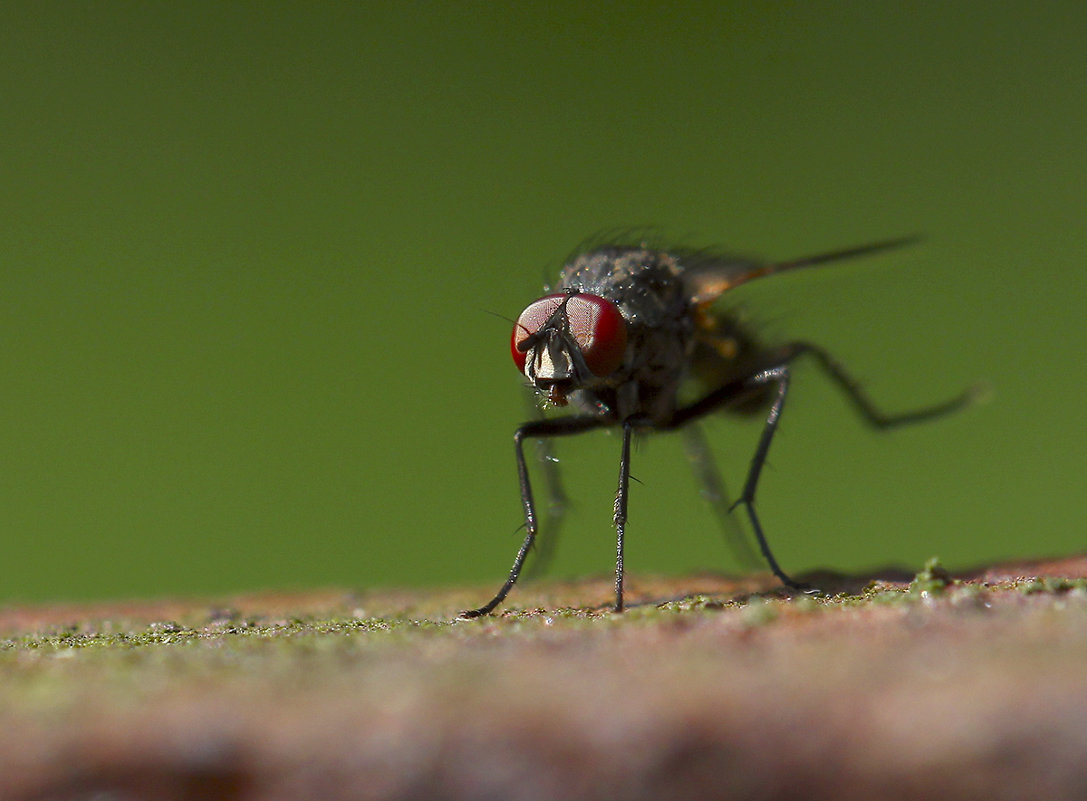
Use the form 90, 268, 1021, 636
612, 419, 636, 612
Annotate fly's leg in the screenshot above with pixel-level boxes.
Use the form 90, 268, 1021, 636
524, 407, 569, 579
738, 343, 976, 587
459, 430, 537, 618
788, 341, 978, 429
729, 366, 806, 589
666, 343, 976, 592
683, 424, 759, 569
612, 420, 636, 612
461, 415, 606, 618
664, 365, 803, 588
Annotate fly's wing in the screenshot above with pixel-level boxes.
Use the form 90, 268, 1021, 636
679, 253, 776, 305
678, 237, 920, 306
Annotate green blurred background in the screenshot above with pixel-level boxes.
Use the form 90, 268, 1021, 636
1, 3, 1084, 603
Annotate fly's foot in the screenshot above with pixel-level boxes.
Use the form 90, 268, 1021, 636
779, 579, 824, 598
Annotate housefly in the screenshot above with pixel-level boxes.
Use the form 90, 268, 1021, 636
462, 237, 974, 617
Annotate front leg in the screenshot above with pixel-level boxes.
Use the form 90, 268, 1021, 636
461, 414, 608, 618
523, 397, 569, 579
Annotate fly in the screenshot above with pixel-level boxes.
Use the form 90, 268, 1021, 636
462, 237, 974, 617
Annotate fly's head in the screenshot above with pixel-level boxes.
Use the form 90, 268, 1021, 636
511, 290, 628, 406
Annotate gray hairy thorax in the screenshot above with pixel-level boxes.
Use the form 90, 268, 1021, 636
556, 247, 697, 425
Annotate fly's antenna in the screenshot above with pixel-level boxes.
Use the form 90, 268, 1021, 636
482, 308, 518, 326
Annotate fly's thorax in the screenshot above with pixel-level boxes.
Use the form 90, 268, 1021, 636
558, 247, 689, 329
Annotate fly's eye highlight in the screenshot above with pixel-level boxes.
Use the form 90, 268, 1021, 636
511, 293, 628, 377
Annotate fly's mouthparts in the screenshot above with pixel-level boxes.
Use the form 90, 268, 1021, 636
537, 379, 573, 406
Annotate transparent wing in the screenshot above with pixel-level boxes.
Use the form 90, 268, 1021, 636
679, 237, 919, 305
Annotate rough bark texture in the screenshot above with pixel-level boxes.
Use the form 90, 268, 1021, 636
2, 556, 1087, 801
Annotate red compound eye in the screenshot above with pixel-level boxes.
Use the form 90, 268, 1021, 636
511, 294, 564, 373
511, 293, 628, 377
